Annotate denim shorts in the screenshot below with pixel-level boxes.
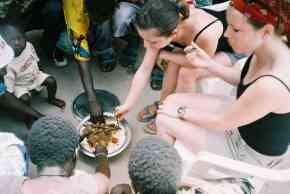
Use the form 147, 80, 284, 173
0, 82, 6, 96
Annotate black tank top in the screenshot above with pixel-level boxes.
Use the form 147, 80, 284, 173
168, 9, 233, 53
237, 56, 290, 156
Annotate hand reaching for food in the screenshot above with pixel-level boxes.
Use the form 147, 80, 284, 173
90, 103, 106, 124
115, 105, 130, 120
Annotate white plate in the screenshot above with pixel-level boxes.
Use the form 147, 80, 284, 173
78, 112, 132, 158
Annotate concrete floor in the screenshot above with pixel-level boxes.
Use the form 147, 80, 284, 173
0, 31, 159, 186
0, 31, 289, 193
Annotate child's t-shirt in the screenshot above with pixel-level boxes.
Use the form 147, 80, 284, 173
4, 42, 49, 97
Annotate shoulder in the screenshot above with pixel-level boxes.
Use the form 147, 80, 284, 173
70, 173, 109, 194
245, 74, 290, 106
0, 175, 27, 194
197, 19, 223, 44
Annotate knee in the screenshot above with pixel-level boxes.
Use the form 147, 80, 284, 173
163, 93, 180, 105
44, 76, 56, 86
178, 68, 196, 85
20, 94, 31, 104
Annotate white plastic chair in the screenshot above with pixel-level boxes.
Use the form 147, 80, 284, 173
175, 141, 290, 194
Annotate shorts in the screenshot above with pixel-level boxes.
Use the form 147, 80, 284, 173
180, 129, 289, 176
0, 82, 6, 96
224, 130, 287, 168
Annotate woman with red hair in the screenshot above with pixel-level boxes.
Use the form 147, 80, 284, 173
157, 0, 290, 169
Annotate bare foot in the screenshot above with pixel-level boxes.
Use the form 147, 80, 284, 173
48, 98, 66, 109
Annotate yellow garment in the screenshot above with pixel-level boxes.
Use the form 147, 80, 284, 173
63, 0, 90, 62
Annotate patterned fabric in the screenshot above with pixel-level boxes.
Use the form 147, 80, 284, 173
0, 0, 36, 19
4, 42, 49, 98
63, 0, 91, 62
231, 0, 290, 37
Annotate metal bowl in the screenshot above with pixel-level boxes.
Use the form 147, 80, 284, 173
78, 112, 132, 158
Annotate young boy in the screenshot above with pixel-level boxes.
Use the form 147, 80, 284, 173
1, 24, 65, 109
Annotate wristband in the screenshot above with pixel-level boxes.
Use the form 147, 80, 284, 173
94, 152, 108, 158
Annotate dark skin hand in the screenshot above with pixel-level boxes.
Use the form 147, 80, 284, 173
111, 184, 133, 194
78, 61, 105, 123
94, 145, 110, 178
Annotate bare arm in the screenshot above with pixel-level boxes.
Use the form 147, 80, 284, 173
178, 78, 286, 130
78, 60, 104, 122
185, 43, 241, 86
122, 48, 159, 109
159, 50, 193, 68
205, 59, 241, 85
3, 66, 16, 93
94, 146, 110, 194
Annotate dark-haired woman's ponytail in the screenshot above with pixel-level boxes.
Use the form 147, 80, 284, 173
176, 0, 190, 20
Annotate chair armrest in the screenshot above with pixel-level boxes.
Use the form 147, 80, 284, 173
197, 151, 290, 182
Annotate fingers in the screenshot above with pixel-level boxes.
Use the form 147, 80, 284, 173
184, 45, 197, 54
114, 106, 126, 120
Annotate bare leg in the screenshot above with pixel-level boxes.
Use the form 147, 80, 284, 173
0, 92, 44, 128
156, 93, 231, 153
160, 61, 180, 101
42, 76, 65, 109
156, 114, 208, 153
19, 93, 31, 106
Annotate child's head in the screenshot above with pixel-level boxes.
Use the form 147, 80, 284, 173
128, 137, 182, 194
85, 0, 117, 24
0, 24, 26, 57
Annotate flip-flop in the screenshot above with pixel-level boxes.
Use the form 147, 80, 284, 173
143, 119, 157, 135
137, 101, 160, 122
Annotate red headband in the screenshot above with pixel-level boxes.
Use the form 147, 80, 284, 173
231, 0, 290, 37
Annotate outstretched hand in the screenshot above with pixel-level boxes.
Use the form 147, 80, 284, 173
115, 105, 130, 121
90, 103, 105, 124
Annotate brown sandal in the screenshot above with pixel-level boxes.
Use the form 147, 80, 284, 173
137, 101, 160, 122
143, 119, 157, 135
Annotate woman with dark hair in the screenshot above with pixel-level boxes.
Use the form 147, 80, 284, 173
116, 0, 230, 130
157, 0, 290, 170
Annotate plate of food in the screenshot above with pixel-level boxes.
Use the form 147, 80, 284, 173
78, 112, 132, 158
